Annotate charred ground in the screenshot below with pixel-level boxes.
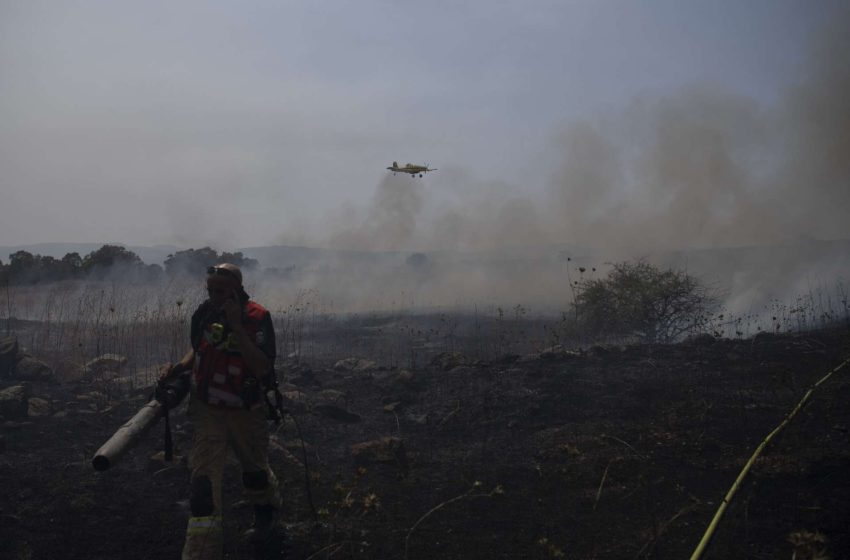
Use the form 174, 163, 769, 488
2, 324, 849, 559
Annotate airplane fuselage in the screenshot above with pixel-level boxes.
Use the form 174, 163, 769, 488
386, 162, 436, 176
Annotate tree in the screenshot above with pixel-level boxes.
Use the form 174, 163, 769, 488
574, 261, 716, 343
8, 251, 36, 274
82, 245, 142, 269
164, 247, 220, 276
37, 256, 61, 282
165, 247, 260, 276
56, 252, 82, 279
81, 245, 143, 278
142, 263, 164, 281
7, 251, 37, 284
219, 251, 258, 270
61, 252, 82, 270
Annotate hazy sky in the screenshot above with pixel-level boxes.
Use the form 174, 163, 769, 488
1, 0, 847, 251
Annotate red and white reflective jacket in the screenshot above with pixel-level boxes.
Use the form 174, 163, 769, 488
190, 300, 276, 409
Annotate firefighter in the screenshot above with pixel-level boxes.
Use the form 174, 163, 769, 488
160, 263, 281, 560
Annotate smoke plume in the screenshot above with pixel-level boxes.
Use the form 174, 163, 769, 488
280, 11, 850, 313
326, 10, 849, 255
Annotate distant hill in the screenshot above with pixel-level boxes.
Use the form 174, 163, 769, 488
241, 239, 850, 268
238, 245, 408, 268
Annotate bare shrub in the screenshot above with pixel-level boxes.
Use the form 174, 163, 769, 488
574, 261, 717, 343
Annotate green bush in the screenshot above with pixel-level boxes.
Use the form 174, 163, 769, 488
574, 261, 716, 343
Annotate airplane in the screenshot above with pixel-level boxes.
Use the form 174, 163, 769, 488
386, 161, 438, 178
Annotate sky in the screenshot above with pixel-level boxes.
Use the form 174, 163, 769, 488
1, 0, 848, 252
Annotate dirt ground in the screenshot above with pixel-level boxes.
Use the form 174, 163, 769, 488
2, 325, 849, 559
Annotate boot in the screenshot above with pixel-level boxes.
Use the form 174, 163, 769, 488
243, 504, 278, 544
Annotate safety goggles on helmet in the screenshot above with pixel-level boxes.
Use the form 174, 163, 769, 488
206, 265, 241, 283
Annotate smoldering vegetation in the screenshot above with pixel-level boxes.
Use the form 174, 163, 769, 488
243, 238, 850, 325
2, 240, 848, 390
4, 19, 850, 370
3, 273, 850, 560
4, 11, 847, 330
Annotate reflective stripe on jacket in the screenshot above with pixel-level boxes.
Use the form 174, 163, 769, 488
186, 515, 222, 535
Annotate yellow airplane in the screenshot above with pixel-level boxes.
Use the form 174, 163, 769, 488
386, 161, 438, 178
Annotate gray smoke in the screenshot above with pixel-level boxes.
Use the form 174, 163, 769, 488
328, 174, 423, 251
775, 12, 850, 241
327, 9, 849, 255
546, 89, 780, 251
544, 12, 850, 252
284, 11, 850, 314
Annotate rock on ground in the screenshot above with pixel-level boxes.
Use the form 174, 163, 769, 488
333, 358, 377, 372
430, 352, 471, 371
27, 397, 51, 417
0, 384, 31, 419
350, 436, 408, 475
13, 357, 55, 382
84, 354, 128, 374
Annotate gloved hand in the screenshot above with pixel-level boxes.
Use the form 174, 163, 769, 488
158, 362, 176, 384
155, 363, 182, 404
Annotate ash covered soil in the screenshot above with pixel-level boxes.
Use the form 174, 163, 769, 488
2, 327, 850, 559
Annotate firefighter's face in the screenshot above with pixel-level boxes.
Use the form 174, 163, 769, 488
206, 274, 239, 306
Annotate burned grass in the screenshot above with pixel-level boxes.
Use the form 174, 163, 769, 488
1, 324, 849, 559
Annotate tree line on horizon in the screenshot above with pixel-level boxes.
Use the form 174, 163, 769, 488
0, 245, 259, 285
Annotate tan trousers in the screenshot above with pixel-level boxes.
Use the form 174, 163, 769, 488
181, 395, 281, 560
